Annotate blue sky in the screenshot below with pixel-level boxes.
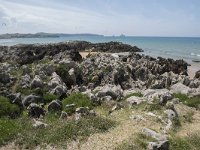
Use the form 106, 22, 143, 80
0, 0, 199, 36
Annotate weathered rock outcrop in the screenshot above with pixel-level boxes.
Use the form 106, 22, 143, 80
194, 70, 200, 79
0, 41, 142, 65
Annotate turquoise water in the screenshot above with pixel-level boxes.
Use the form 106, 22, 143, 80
0, 36, 200, 64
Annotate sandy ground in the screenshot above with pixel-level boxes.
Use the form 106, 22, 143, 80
80, 52, 98, 58
188, 64, 199, 79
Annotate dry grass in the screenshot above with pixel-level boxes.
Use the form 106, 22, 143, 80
1, 100, 200, 150
66, 105, 162, 150
175, 103, 200, 137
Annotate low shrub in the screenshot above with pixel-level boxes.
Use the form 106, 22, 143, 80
0, 96, 20, 118
56, 64, 69, 79
16, 87, 32, 95
174, 93, 200, 109
44, 93, 59, 103
62, 93, 93, 115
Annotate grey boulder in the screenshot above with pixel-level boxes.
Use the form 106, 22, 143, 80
170, 82, 193, 95
96, 84, 123, 100
147, 140, 169, 150
28, 103, 45, 118
22, 94, 44, 107
48, 100, 62, 112
126, 96, 146, 106
30, 75, 43, 88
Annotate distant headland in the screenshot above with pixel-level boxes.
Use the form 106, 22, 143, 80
0, 32, 103, 39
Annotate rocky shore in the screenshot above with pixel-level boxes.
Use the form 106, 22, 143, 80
0, 41, 200, 150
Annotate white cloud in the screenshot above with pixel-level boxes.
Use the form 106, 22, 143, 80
0, 0, 199, 36
0, 0, 111, 34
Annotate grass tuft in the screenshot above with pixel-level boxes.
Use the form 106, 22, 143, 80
43, 93, 59, 103
169, 132, 200, 150
0, 118, 22, 146
183, 111, 194, 123
146, 97, 162, 112
0, 96, 20, 118
115, 133, 156, 150
62, 92, 93, 115
0, 115, 115, 148
174, 93, 200, 109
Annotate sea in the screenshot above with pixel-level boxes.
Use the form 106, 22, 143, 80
0, 36, 200, 65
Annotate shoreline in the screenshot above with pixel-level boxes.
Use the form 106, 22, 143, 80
188, 63, 199, 79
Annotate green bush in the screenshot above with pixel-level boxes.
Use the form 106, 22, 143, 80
62, 93, 93, 114
174, 93, 200, 109
56, 64, 69, 79
0, 96, 20, 118
16, 87, 32, 95
44, 93, 59, 103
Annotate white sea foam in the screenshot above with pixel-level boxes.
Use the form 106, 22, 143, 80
0, 39, 13, 43
190, 52, 195, 56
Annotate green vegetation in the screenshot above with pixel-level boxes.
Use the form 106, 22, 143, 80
38, 58, 51, 64
62, 93, 93, 115
56, 64, 69, 79
174, 93, 200, 109
0, 118, 22, 146
146, 97, 162, 112
16, 86, 32, 95
169, 132, 200, 150
115, 133, 156, 150
44, 93, 59, 103
0, 96, 20, 118
0, 115, 115, 148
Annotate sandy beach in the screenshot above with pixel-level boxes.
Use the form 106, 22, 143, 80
188, 63, 199, 79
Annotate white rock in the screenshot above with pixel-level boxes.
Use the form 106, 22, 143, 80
31, 75, 43, 88
33, 120, 48, 128
142, 128, 167, 141
170, 82, 193, 95
48, 72, 63, 88
126, 96, 146, 105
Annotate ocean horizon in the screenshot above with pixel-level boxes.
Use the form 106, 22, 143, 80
0, 35, 200, 65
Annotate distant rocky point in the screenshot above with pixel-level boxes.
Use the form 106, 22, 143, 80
0, 32, 103, 39
0, 41, 143, 65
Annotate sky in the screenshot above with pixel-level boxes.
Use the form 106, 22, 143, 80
0, 0, 200, 37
